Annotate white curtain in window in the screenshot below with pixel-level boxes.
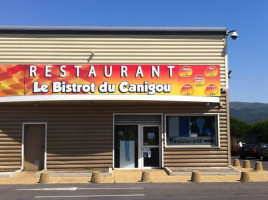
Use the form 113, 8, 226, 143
168, 117, 180, 138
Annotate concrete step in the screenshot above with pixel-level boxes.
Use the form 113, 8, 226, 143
165, 167, 241, 176
35, 168, 113, 178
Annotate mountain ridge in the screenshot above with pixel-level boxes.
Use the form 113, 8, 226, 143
229, 102, 268, 123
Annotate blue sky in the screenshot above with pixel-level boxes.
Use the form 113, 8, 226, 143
0, 0, 267, 103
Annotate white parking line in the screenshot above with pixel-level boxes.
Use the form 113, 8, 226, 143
35, 194, 145, 198
17, 187, 143, 191
17, 187, 77, 191
77, 187, 144, 190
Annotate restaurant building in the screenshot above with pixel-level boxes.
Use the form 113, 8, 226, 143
0, 27, 231, 171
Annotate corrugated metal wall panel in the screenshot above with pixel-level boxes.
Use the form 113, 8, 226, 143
0, 34, 225, 66
0, 101, 228, 169
0, 33, 229, 169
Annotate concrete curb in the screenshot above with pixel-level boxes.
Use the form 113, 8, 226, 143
35, 168, 113, 178
0, 170, 21, 178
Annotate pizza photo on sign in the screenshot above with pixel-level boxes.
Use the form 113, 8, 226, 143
204, 66, 218, 77
179, 66, 193, 77
204, 84, 219, 96
193, 75, 205, 87
180, 84, 194, 96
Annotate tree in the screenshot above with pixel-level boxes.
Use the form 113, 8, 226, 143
230, 116, 248, 136
247, 120, 268, 142
230, 116, 268, 143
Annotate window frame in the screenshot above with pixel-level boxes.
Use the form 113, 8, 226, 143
164, 113, 220, 148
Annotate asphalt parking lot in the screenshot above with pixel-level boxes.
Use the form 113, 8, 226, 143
232, 156, 268, 170
0, 183, 268, 200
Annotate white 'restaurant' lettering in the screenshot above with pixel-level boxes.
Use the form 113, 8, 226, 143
59, 66, 66, 77
28, 65, 178, 79
29, 65, 37, 77
88, 66, 96, 77
104, 66, 112, 77
45, 66, 52, 77
74, 65, 82, 77
120, 66, 128, 77
135, 66, 144, 78
152, 66, 160, 77
167, 66, 175, 77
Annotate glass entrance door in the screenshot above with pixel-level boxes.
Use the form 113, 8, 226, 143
142, 126, 160, 168
114, 125, 161, 169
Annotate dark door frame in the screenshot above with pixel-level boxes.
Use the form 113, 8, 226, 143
113, 113, 163, 169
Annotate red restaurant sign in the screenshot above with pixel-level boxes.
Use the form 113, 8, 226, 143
0, 65, 221, 97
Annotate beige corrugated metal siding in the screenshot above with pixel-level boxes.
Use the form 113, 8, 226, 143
0, 33, 229, 170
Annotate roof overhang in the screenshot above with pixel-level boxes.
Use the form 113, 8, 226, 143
0, 26, 228, 35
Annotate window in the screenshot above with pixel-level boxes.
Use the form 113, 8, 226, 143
166, 115, 218, 146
